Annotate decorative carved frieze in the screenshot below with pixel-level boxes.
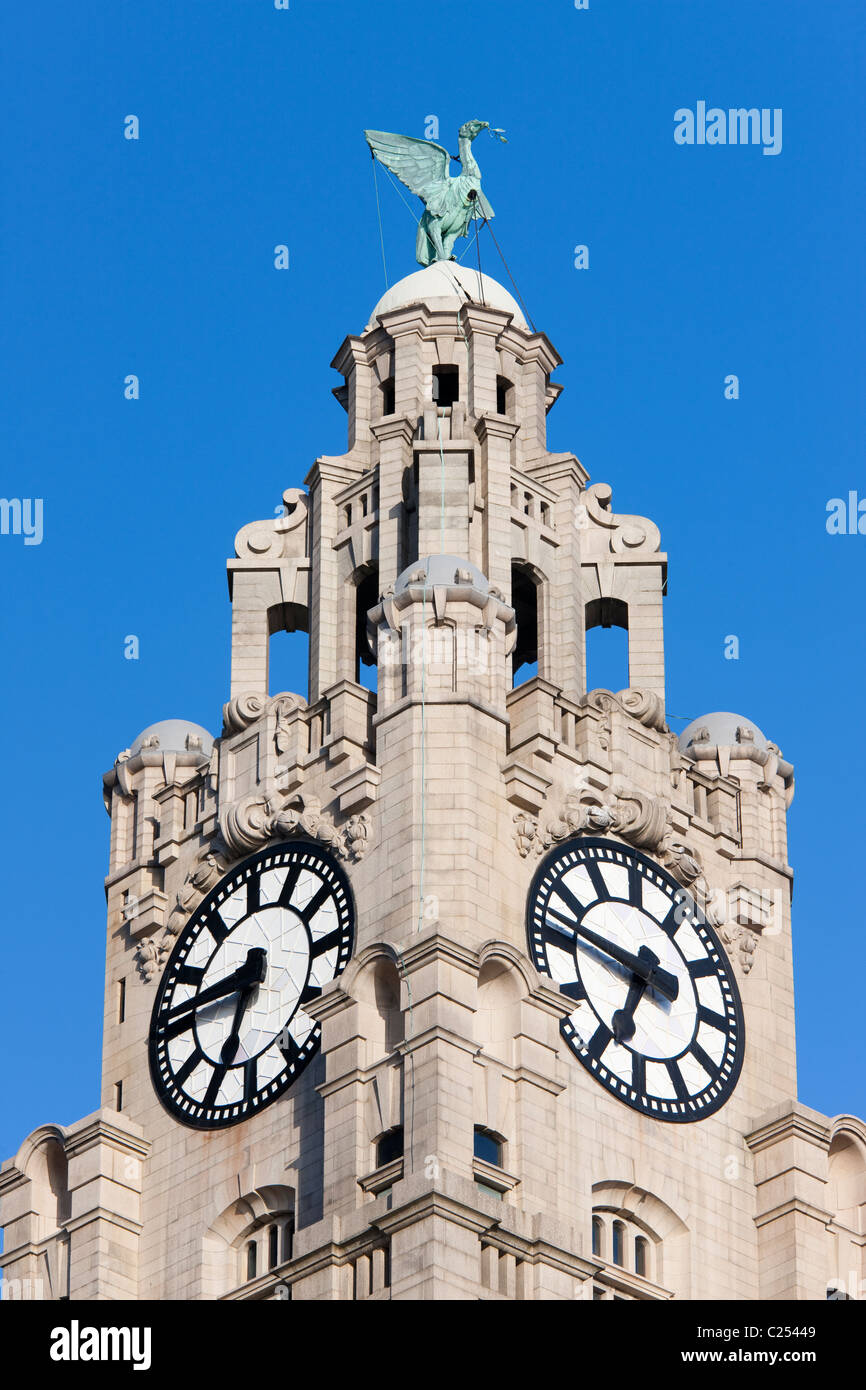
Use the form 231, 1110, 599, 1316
579, 687, 667, 733
134, 793, 371, 982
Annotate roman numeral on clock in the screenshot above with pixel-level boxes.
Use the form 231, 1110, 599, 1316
300, 881, 333, 925
310, 926, 344, 959
278, 862, 302, 910
586, 1023, 613, 1060
173, 1048, 204, 1089
203, 1065, 227, 1111
665, 1059, 690, 1102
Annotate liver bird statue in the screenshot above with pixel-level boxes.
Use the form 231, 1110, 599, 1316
365, 120, 506, 266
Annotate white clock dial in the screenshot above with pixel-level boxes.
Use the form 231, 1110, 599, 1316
527, 838, 744, 1122
149, 841, 354, 1129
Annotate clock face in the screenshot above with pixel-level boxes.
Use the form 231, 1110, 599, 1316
149, 841, 354, 1129
527, 838, 744, 1122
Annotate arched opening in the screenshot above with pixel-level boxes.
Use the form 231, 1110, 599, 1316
512, 563, 539, 687
585, 596, 629, 693
496, 375, 514, 415
592, 1216, 604, 1258
473, 1126, 505, 1168
612, 1220, 625, 1267
354, 566, 379, 693
375, 1127, 404, 1167
635, 1235, 649, 1278
268, 601, 309, 698
380, 376, 395, 416
432, 364, 459, 407
373, 959, 404, 1052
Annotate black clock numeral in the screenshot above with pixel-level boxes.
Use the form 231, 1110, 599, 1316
698, 1005, 728, 1033
310, 925, 344, 959
176, 964, 205, 986
203, 1065, 227, 1111
553, 880, 588, 923
163, 1011, 196, 1043
585, 860, 609, 902
689, 1040, 719, 1078
300, 982, 323, 1006
541, 916, 577, 953
586, 1022, 613, 1060
632, 1053, 646, 1094
300, 881, 333, 925
559, 979, 586, 1002
243, 1057, 258, 1102
206, 916, 228, 947
628, 861, 642, 907
688, 957, 718, 979
277, 862, 302, 909
665, 1059, 690, 1102
173, 1047, 204, 1089
245, 873, 260, 914
278, 1029, 302, 1067
659, 904, 681, 940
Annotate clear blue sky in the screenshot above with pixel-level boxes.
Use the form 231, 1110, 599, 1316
1, 0, 864, 1164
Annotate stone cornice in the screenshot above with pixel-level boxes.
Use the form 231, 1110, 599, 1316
369, 415, 416, 445
745, 1103, 832, 1154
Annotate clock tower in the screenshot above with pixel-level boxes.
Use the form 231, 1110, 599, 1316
2, 258, 864, 1302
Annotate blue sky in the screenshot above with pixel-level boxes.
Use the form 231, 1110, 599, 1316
1, 0, 864, 1163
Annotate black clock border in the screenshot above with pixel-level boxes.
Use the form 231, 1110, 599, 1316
525, 836, 746, 1124
148, 839, 355, 1130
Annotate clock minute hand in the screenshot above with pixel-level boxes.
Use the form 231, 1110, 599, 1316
547, 906, 679, 1002
167, 947, 268, 1020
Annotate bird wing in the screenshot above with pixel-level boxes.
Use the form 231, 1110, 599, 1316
364, 130, 451, 211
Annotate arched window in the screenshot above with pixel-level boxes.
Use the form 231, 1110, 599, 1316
635, 1235, 649, 1278
432, 364, 459, 407
268, 602, 309, 699
612, 1220, 625, 1267
496, 376, 513, 415
512, 563, 539, 687
268, 1225, 279, 1270
281, 1220, 294, 1264
376, 1127, 404, 1168
585, 597, 629, 693
355, 565, 379, 693
592, 1216, 603, 1258
380, 376, 395, 416
473, 1126, 504, 1168
246, 1240, 257, 1283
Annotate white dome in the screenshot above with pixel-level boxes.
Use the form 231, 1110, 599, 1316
367, 263, 527, 331
130, 719, 214, 757
678, 713, 769, 753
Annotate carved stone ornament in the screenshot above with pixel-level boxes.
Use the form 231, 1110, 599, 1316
579, 686, 667, 733
513, 788, 753, 971
232, 487, 308, 562
134, 793, 370, 982
135, 840, 230, 982
718, 922, 759, 975
514, 780, 671, 860
221, 690, 307, 739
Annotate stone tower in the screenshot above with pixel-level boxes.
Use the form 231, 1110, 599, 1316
2, 260, 864, 1303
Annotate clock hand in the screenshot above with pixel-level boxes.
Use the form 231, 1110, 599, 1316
167, 947, 268, 1020
547, 906, 679, 1002
220, 980, 259, 1066
611, 946, 658, 1043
